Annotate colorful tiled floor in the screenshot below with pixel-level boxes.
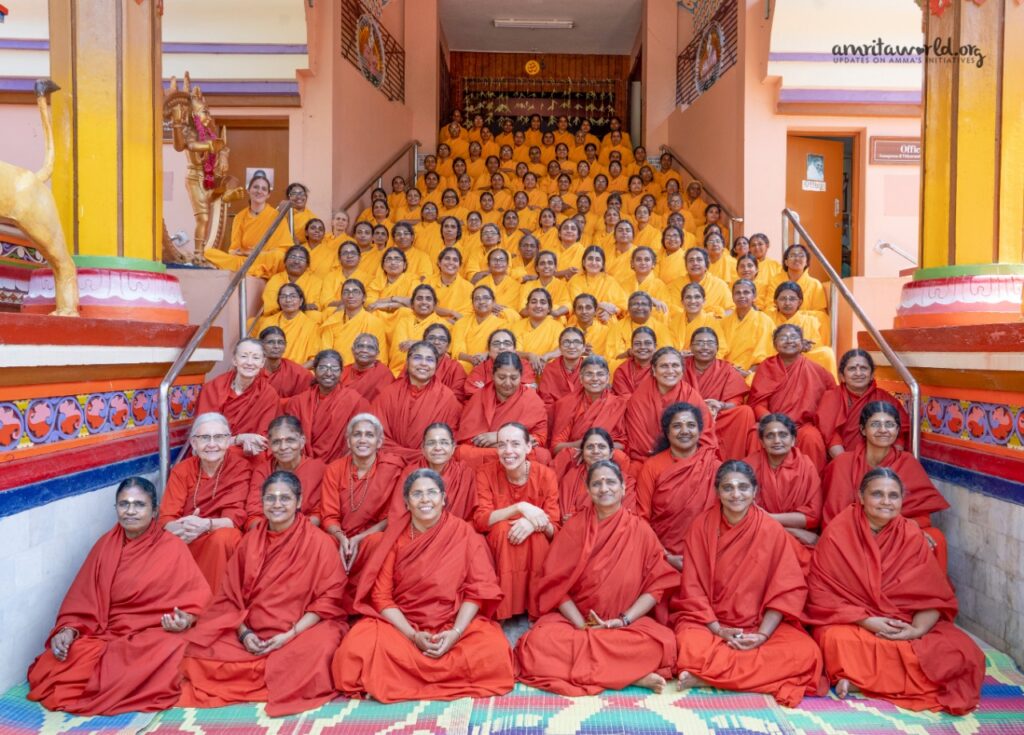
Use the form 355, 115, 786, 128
2, 643, 1022, 735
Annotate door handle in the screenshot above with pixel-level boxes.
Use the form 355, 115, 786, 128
834, 198, 841, 216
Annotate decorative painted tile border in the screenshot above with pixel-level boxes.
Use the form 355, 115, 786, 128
0, 238, 44, 267
891, 389, 1024, 453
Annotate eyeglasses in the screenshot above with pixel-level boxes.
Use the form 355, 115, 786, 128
316, 364, 342, 373
491, 339, 514, 348
691, 340, 717, 348
408, 489, 443, 501
116, 500, 150, 511
193, 433, 231, 443
867, 420, 898, 430
561, 339, 585, 347
279, 292, 302, 300
341, 288, 364, 296
353, 343, 376, 351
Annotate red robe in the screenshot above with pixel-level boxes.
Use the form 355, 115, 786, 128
435, 355, 468, 403
179, 516, 348, 716
515, 506, 679, 695
456, 384, 551, 467
685, 358, 758, 460
196, 370, 279, 438
635, 447, 719, 556
748, 355, 835, 471
670, 506, 824, 707
283, 385, 371, 461
549, 389, 628, 450
263, 359, 311, 403
805, 505, 984, 714
465, 357, 537, 400
822, 445, 950, 569
611, 359, 651, 397
622, 376, 715, 462
744, 445, 822, 571
552, 448, 634, 523
473, 461, 561, 619
372, 376, 463, 463
27, 522, 210, 715
246, 454, 326, 529
816, 380, 910, 453
392, 458, 477, 521
537, 358, 581, 407
333, 512, 514, 702
340, 361, 395, 404
159, 447, 251, 590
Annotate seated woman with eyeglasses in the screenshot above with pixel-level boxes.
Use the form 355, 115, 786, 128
28, 478, 210, 715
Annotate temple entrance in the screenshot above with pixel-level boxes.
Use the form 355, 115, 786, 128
218, 118, 290, 235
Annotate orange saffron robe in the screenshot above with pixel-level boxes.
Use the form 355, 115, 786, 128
551, 448, 634, 523
473, 461, 561, 619
515, 505, 679, 695
549, 388, 629, 450
178, 516, 348, 717
196, 370, 280, 439
263, 359, 311, 402
685, 358, 758, 460
159, 447, 251, 590
536, 358, 582, 408
456, 384, 551, 467
805, 505, 984, 714
340, 360, 395, 404
372, 376, 463, 463
635, 447, 719, 557
611, 358, 652, 397
465, 357, 538, 398
332, 511, 514, 702
815, 380, 911, 453
27, 522, 210, 715
671, 506, 824, 707
283, 385, 371, 462
622, 376, 715, 462
391, 458, 477, 521
245, 454, 326, 529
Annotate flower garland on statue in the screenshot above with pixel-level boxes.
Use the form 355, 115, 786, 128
193, 113, 217, 190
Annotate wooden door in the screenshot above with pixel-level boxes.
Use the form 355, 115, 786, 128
219, 119, 290, 237
785, 136, 843, 282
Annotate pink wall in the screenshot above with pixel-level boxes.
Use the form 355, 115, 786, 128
641, 0, 677, 152
0, 105, 47, 174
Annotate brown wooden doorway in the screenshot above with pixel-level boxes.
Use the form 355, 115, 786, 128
218, 118, 290, 234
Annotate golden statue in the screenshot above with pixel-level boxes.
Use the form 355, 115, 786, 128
0, 80, 78, 316
163, 73, 244, 263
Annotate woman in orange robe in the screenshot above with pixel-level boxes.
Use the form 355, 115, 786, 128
28, 478, 210, 715
251, 284, 323, 367
771, 281, 838, 376
611, 326, 656, 396
635, 402, 720, 575
822, 401, 949, 569
160, 413, 251, 591
623, 347, 714, 462
473, 423, 560, 620
515, 460, 679, 695
259, 326, 310, 402
391, 423, 477, 520
552, 427, 634, 523
550, 355, 628, 453
333, 468, 514, 701
373, 341, 463, 464
457, 352, 550, 467
451, 285, 516, 373
672, 460, 824, 707
339, 332, 395, 403
283, 350, 371, 462
805, 468, 984, 714
742, 413, 822, 572
179, 471, 348, 717
423, 323, 468, 402
464, 329, 538, 398
387, 284, 449, 375
196, 339, 279, 455
320, 278, 391, 368
816, 348, 910, 458
537, 326, 586, 410
204, 173, 291, 274
748, 324, 835, 471
684, 327, 757, 460
511, 288, 564, 376
246, 415, 326, 530
319, 414, 405, 606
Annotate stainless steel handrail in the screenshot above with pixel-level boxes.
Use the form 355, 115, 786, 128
782, 207, 920, 458
157, 202, 293, 490
659, 144, 743, 244
341, 140, 421, 213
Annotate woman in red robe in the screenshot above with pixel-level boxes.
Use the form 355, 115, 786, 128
635, 402, 719, 574
473, 423, 560, 620
246, 415, 326, 529
515, 460, 679, 695
373, 341, 463, 464
159, 413, 251, 590
685, 327, 758, 460
822, 401, 949, 569
611, 326, 655, 396
28, 478, 210, 715
550, 355, 628, 453
537, 327, 586, 408
552, 427, 634, 523
319, 413, 405, 607
392, 423, 477, 520
464, 329, 538, 399
179, 471, 348, 717
457, 352, 551, 467
259, 326, 311, 403
672, 460, 824, 707
817, 349, 910, 458
748, 324, 835, 471
283, 349, 371, 461
743, 413, 822, 572
339, 333, 395, 404
196, 339, 279, 455
623, 347, 714, 463
333, 468, 514, 701
424, 323, 468, 402
805, 467, 984, 714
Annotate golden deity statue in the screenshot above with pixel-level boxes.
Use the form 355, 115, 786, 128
163, 73, 244, 263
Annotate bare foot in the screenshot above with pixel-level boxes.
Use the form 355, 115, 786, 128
633, 672, 667, 693
676, 671, 707, 691
835, 678, 851, 699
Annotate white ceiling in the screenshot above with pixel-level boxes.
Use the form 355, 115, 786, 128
439, 0, 643, 55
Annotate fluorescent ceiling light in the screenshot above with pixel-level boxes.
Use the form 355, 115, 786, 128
493, 18, 575, 30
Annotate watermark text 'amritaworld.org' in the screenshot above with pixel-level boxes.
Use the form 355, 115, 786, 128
833, 37, 984, 68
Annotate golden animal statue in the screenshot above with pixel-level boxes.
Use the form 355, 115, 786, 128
163, 73, 244, 263
0, 80, 78, 316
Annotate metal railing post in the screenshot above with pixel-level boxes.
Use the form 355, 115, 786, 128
658, 144, 741, 225
341, 140, 422, 214
829, 282, 839, 351
238, 277, 248, 343
413, 142, 420, 186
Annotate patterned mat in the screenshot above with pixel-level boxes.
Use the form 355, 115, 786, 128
2, 644, 1022, 735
